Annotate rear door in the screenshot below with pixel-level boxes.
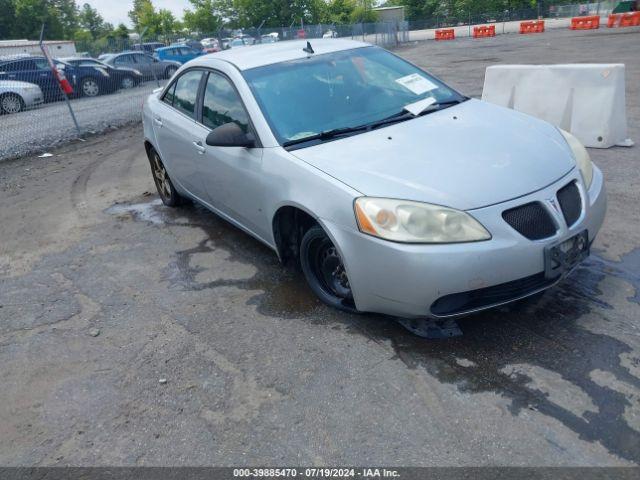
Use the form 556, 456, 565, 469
153, 69, 208, 199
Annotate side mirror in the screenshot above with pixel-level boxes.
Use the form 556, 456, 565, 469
206, 122, 255, 148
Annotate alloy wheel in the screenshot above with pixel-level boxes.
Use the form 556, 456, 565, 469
1, 94, 22, 114
121, 76, 134, 89
82, 79, 100, 97
152, 153, 172, 200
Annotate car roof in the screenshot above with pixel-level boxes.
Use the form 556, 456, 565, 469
193, 39, 369, 70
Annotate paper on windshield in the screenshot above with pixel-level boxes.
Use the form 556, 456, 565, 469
395, 73, 438, 95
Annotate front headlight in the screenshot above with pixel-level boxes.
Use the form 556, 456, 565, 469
133, 69, 142, 76
354, 197, 491, 244
559, 129, 593, 189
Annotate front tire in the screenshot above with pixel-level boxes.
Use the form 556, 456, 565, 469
0, 93, 24, 114
300, 225, 357, 313
148, 149, 185, 207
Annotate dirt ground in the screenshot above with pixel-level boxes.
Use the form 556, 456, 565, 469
1, 27, 639, 466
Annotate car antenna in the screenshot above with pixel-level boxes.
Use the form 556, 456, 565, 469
303, 41, 314, 54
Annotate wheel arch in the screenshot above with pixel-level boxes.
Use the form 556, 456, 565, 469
271, 204, 320, 265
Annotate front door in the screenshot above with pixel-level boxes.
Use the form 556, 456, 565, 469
197, 71, 267, 239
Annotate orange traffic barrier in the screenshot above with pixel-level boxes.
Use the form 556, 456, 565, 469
435, 28, 455, 40
608, 12, 640, 28
519, 20, 545, 34
473, 25, 496, 38
569, 15, 600, 30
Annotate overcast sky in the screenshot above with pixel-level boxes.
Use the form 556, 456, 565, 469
82, 0, 193, 27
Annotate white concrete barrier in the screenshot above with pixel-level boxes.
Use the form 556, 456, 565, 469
481, 64, 633, 148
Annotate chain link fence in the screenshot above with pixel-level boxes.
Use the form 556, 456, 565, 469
0, 1, 626, 161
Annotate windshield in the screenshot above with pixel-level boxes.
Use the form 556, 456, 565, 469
243, 46, 464, 146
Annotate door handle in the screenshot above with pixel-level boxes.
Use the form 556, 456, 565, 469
192, 141, 206, 154
153, 117, 163, 127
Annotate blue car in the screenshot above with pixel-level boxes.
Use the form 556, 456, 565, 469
0, 56, 118, 100
154, 45, 204, 65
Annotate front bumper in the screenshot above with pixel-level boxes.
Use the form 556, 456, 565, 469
322, 166, 606, 319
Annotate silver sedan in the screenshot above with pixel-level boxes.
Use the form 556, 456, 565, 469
0, 80, 43, 114
142, 39, 606, 320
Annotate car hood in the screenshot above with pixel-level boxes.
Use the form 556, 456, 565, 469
289, 99, 575, 211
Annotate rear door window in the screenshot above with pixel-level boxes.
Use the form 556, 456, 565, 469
170, 70, 203, 118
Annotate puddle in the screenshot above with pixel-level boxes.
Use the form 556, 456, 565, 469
106, 198, 166, 224
108, 195, 640, 462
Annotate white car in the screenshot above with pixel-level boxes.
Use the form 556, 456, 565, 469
0, 80, 43, 114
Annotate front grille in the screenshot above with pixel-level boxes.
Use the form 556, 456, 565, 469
502, 202, 556, 240
557, 181, 582, 227
430, 272, 554, 316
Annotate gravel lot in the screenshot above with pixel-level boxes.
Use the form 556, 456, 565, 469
1, 27, 639, 466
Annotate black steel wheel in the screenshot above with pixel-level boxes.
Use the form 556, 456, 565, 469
148, 149, 184, 207
300, 225, 357, 313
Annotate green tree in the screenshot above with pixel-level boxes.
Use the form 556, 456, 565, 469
79, 2, 104, 39
183, 0, 222, 33
114, 23, 130, 38
350, 0, 378, 23
0, 0, 16, 39
326, 0, 356, 24
157, 8, 178, 35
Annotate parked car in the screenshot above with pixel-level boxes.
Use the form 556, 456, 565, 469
220, 38, 233, 50
155, 45, 205, 65
0, 56, 116, 100
200, 38, 221, 53
101, 52, 180, 81
133, 42, 165, 53
238, 34, 256, 45
0, 80, 43, 114
260, 34, 277, 44
142, 39, 606, 321
229, 38, 249, 48
60, 57, 144, 90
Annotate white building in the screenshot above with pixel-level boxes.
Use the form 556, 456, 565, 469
0, 39, 77, 57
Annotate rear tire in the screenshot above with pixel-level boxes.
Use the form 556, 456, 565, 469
148, 149, 185, 207
0, 93, 24, 114
81, 77, 100, 97
300, 225, 357, 313
120, 75, 135, 89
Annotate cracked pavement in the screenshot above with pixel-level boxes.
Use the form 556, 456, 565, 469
0, 27, 639, 466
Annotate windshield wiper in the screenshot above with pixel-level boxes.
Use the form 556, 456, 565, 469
366, 97, 468, 130
282, 97, 469, 149
282, 124, 370, 148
